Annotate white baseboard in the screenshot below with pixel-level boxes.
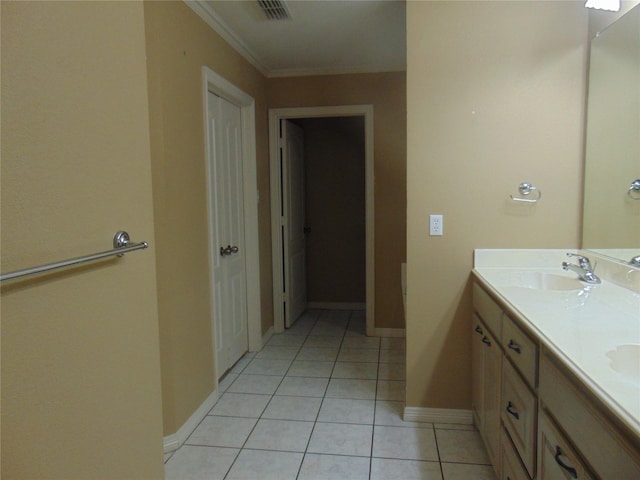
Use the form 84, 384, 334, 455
403, 407, 473, 425
372, 327, 406, 338
261, 326, 274, 348
307, 302, 366, 310
163, 389, 219, 453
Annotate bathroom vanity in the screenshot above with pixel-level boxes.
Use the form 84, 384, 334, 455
471, 249, 640, 480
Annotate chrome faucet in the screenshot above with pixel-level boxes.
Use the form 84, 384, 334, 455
630, 255, 640, 267
562, 253, 601, 284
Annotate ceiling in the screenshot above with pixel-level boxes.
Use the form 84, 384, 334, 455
186, 0, 406, 78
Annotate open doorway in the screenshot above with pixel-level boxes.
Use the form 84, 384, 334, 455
269, 105, 375, 335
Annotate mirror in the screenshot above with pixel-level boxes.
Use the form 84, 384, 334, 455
582, 4, 640, 266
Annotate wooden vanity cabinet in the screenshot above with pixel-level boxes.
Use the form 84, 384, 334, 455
471, 312, 503, 473
473, 280, 640, 480
538, 411, 594, 480
539, 354, 640, 479
502, 358, 537, 478
502, 432, 531, 480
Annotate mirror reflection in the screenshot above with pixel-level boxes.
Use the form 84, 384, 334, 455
582, 4, 640, 265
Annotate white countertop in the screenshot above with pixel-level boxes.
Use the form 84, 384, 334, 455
473, 249, 640, 439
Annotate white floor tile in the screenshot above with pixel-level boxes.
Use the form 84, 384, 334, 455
309, 323, 347, 337
244, 419, 314, 452
226, 449, 304, 480
318, 310, 351, 323
262, 395, 323, 422
379, 349, 405, 364
332, 361, 378, 380
378, 362, 406, 381
208, 392, 271, 418
275, 376, 329, 397
217, 373, 238, 393
287, 360, 335, 378
441, 463, 497, 480
255, 346, 300, 361
303, 335, 343, 349
187, 416, 257, 448
341, 336, 381, 349
372, 425, 439, 461
376, 380, 406, 401
337, 348, 379, 363
165, 445, 239, 480
325, 378, 377, 400
283, 323, 315, 335
317, 398, 375, 424
267, 334, 306, 347
163, 311, 431, 480
243, 358, 292, 376
370, 458, 443, 480
307, 422, 373, 457
296, 347, 339, 362
298, 453, 370, 480
380, 337, 406, 350
229, 355, 252, 374
226, 374, 283, 395
435, 429, 491, 465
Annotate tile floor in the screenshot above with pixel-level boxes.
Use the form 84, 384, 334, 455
164, 309, 496, 480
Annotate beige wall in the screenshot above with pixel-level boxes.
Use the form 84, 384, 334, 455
406, 1, 588, 408
1, 2, 163, 478
268, 72, 407, 328
300, 117, 366, 303
143, 1, 270, 435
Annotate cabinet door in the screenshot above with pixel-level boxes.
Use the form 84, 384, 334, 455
502, 359, 537, 477
502, 430, 530, 480
471, 314, 485, 430
482, 326, 502, 471
538, 411, 594, 480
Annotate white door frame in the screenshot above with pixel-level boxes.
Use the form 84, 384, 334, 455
203, 66, 262, 381
269, 105, 375, 335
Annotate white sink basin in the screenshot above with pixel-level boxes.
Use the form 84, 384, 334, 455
607, 344, 640, 382
515, 272, 584, 291
488, 271, 586, 291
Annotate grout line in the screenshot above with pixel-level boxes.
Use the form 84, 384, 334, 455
433, 425, 445, 480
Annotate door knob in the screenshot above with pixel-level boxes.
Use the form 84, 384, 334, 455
220, 245, 239, 256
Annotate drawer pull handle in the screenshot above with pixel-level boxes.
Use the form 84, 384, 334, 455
482, 336, 491, 346
506, 401, 520, 420
554, 446, 578, 479
508, 340, 521, 354
475, 325, 484, 335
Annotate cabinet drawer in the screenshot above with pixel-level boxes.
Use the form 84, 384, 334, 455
502, 315, 537, 389
538, 411, 595, 480
502, 359, 537, 478
473, 283, 502, 338
540, 354, 640, 479
501, 429, 530, 480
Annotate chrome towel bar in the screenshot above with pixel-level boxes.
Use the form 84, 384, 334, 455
0, 231, 148, 283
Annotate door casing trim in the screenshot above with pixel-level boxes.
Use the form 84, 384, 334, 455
202, 66, 262, 382
268, 105, 375, 335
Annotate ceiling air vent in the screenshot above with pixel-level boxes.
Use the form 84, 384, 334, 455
257, 0, 292, 20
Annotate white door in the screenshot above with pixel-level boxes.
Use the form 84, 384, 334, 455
282, 120, 307, 327
208, 91, 248, 376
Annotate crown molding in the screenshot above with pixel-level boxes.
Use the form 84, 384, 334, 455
184, 0, 270, 77
184, 0, 406, 79
267, 65, 406, 79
